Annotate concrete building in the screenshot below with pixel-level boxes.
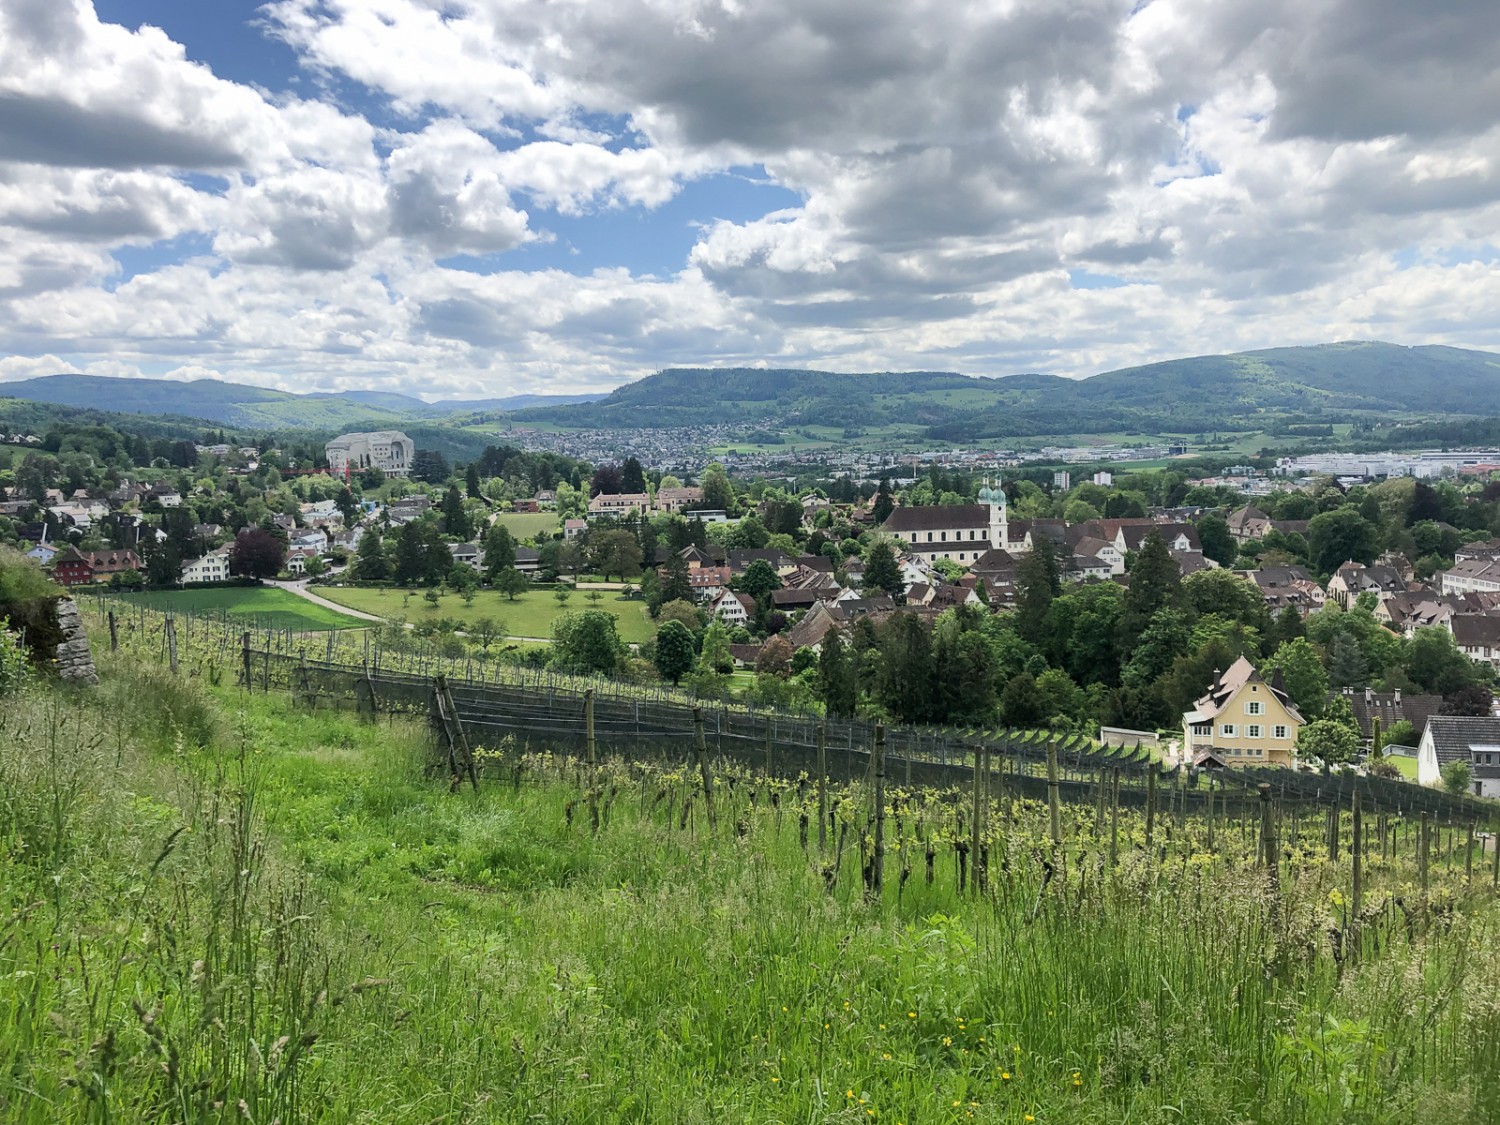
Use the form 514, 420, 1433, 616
325, 431, 413, 477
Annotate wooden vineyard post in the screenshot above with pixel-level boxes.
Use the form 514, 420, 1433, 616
693, 707, 716, 830
870, 724, 886, 902
107, 609, 118, 652
1493, 822, 1499, 889
1466, 822, 1475, 885
584, 689, 596, 770
1418, 811, 1431, 900
1351, 789, 1363, 960
1259, 784, 1279, 927
165, 615, 178, 675
241, 631, 252, 691
765, 720, 773, 780
1109, 767, 1120, 867
970, 743, 986, 895
1046, 739, 1062, 847
1145, 761, 1157, 850
817, 723, 828, 853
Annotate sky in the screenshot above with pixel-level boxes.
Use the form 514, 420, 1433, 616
1, 0, 1498, 402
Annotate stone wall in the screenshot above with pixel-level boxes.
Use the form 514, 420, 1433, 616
52, 597, 98, 686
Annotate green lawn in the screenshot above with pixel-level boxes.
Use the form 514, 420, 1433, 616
108, 586, 367, 631
315, 584, 655, 643
1387, 751, 1420, 779
492, 511, 559, 541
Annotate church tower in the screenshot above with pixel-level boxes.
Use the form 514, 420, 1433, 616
979, 477, 1007, 550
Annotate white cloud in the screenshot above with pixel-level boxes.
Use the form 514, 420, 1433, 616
0, 0, 1497, 399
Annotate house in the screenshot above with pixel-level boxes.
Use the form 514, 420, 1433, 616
51, 546, 95, 587
1451, 614, 1500, 669
1328, 562, 1406, 608
1336, 687, 1442, 742
448, 542, 482, 569
514, 547, 540, 576
727, 643, 763, 668
564, 518, 588, 540
1182, 656, 1304, 768
290, 529, 328, 553
285, 548, 321, 575
511, 499, 540, 513
182, 548, 232, 584
588, 492, 651, 518
655, 486, 703, 514
1440, 558, 1500, 596
678, 545, 718, 570
1416, 717, 1500, 795
1237, 566, 1326, 617
533, 489, 557, 509
25, 541, 58, 564
686, 567, 732, 603
1226, 506, 1272, 542
1116, 523, 1199, 554
709, 589, 755, 626
726, 548, 795, 576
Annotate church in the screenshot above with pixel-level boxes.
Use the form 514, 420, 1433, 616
880, 480, 1022, 565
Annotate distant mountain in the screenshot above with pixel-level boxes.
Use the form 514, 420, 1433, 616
0, 375, 603, 430
516, 343, 1500, 438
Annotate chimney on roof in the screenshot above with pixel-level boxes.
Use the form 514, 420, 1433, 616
1270, 668, 1286, 695
1364, 687, 1373, 704
1394, 689, 1401, 705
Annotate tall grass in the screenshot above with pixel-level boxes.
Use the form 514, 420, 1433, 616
2, 652, 1498, 1123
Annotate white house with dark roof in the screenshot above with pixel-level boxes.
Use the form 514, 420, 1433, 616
1440, 558, 1500, 596
1451, 615, 1500, 669
1417, 716, 1500, 795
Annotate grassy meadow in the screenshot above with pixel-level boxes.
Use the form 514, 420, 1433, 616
316, 583, 655, 643
491, 510, 559, 540
106, 585, 368, 631
2, 621, 1499, 1122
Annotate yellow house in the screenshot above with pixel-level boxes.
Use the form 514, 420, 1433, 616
1182, 656, 1304, 767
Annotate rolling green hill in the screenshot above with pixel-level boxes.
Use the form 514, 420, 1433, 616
0, 375, 605, 430
517, 342, 1500, 438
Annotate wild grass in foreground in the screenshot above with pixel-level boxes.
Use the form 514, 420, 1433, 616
2, 656, 1498, 1123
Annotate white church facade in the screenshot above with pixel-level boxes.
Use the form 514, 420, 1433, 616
881, 481, 1016, 565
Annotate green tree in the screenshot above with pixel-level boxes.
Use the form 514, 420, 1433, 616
872, 478, 894, 525
1296, 719, 1360, 768
591, 529, 644, 580
699, 463, 735, 514
1195, 513, 1236, 567
653, 619, 697, 685
1407, 626, 1481, 696
1306, 508, 1380, 574
700, 618, 734, 674
862, 541, 904, 600
334, 486, 360, 526
353, 526, 391, 581
1326, 630, 1368, 690
393, 520, 447, 585
737, 558, 782, 603
490, 565, 526, 601
817, 630, 860, 719
1120, 530, 1180, 656
1440, 759, 1473, 796
1014, 540, 1061, 646
1000, 671, 1045, 727
621, 457, 647, 494
441, 485, 471, 541
656, 553, 693, 610
877, 612, 934, 724
550, 610, 626, 675
483, 523, 516, 580
465, 462, 482, 499
1262, 638, 1330, 718
1121, 608, 1191, 691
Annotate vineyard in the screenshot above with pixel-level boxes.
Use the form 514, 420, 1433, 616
0, 599, 1494, 1122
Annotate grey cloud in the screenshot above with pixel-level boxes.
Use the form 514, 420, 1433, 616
1078, 236, 1173, 265
0, 92, 246, 170
1266, 0, 1500, 143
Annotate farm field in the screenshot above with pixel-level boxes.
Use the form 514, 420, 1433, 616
491, 510, 558, 540
315, 582, 655, 643
3, 641, 1498, 1125
105, 585, 367, 631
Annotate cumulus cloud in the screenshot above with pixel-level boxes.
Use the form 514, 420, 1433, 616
0, 0, 1497, 397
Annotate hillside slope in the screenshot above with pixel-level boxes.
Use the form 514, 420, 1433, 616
517, 342, 1500, 436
